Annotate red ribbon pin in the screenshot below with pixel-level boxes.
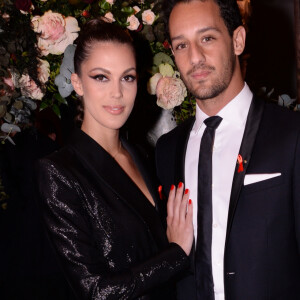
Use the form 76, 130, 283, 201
237, 154, 244, 173
158, 185, 163, 200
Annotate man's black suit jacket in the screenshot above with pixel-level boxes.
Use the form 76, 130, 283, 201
156, 97, 300, 300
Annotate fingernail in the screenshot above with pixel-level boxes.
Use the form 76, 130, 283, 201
178, 182, 183, 188
170, 184, 175, 190
158, 185, 163, 200
189, 199, 192, 205
184, 189, 189, 195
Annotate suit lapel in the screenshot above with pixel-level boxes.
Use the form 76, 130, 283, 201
67, 129, 167, 247
121, 137, 160, 209
225, 96, 265, 243
174, 117, 195, 185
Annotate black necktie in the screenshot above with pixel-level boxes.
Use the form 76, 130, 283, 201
195, 116, 222, 300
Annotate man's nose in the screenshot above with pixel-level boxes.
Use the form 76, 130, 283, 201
189, 43, 206, 66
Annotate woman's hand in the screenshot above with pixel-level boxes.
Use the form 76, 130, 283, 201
166, 182, 193, 256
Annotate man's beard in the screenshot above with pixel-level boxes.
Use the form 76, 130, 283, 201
181, 51, 236, 101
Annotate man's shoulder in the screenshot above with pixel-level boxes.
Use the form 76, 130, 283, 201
261, 99, 300, 130
156, 116, 195, 149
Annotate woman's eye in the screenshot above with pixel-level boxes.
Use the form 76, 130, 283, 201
123, 75, 136, 82
91, 74, 108, 81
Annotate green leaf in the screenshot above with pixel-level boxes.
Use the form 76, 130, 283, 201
52, 104, 61, 118
39, 101, 49, 111
54, 93, 68, 105
121, 7, 134, 15
100, 0, 110, 10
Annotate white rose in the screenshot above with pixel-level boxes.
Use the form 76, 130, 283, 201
147, 73, 162, 95
19, 74, 44, 100
106, 0, 115, 4
127, 15, 140, 31
142, 9, 155, 25
104, 12, 115, 23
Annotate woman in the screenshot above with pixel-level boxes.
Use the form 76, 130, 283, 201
36, 19, 193, 299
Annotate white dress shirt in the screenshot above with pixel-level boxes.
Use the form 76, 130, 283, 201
184, 83, 253, 300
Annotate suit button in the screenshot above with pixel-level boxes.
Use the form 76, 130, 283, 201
226, 272, 235, 276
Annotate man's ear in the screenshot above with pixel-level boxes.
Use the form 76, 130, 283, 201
171, 46, 175, 56
71, 73, 83, 96
233, 26, 246, 56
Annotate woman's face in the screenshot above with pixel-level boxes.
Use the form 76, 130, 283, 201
72, 41, 137, 133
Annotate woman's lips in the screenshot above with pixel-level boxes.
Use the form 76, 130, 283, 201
103, 106, 125, 115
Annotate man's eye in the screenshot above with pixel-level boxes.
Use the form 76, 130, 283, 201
123, 75, 136, 82
91, 74, 108, 81
175, 43, 187, 50
202, 36, 214, 43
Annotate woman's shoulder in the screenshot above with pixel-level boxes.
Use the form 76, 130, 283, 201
37, 128, 94, 171
37, 143, 77, 173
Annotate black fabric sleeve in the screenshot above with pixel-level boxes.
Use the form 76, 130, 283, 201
36, 158, 189, 300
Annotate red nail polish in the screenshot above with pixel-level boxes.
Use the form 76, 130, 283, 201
170, 184, 175, 190
158, 185, 163, 200
184, 189, 189, 194
178, 182, 183, 188
189, 199, 192, 205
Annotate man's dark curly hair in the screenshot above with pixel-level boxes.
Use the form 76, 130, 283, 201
162, 0, 243, 39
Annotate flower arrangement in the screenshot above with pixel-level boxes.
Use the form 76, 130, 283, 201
147, 51, 195, 122
0, 0, 254, 143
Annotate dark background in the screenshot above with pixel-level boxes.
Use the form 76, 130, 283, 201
246, 0, 297, 98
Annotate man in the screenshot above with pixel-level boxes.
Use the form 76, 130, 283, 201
155, 0, 300, 299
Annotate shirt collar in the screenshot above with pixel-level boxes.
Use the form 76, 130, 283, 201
193, 82, 253, 133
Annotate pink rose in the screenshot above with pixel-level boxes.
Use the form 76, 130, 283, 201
156, 77, 187, 110
127, 15, 140, 31
142, 9, 155, 25
104, 12, 115, 23
133, 6, 141, 14
3, 77, 14, 92
32, 11, 80, 56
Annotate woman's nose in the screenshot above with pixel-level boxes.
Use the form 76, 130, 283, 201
111, 81, 123, 99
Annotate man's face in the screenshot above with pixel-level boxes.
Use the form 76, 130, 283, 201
169, 0, 237, 101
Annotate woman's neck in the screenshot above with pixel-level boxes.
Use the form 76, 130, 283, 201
81, 123, 122, 158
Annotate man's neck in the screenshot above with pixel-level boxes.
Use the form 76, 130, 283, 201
196, 80, 245, 116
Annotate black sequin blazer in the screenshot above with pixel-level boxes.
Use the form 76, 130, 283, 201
36, 129, 188, 300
